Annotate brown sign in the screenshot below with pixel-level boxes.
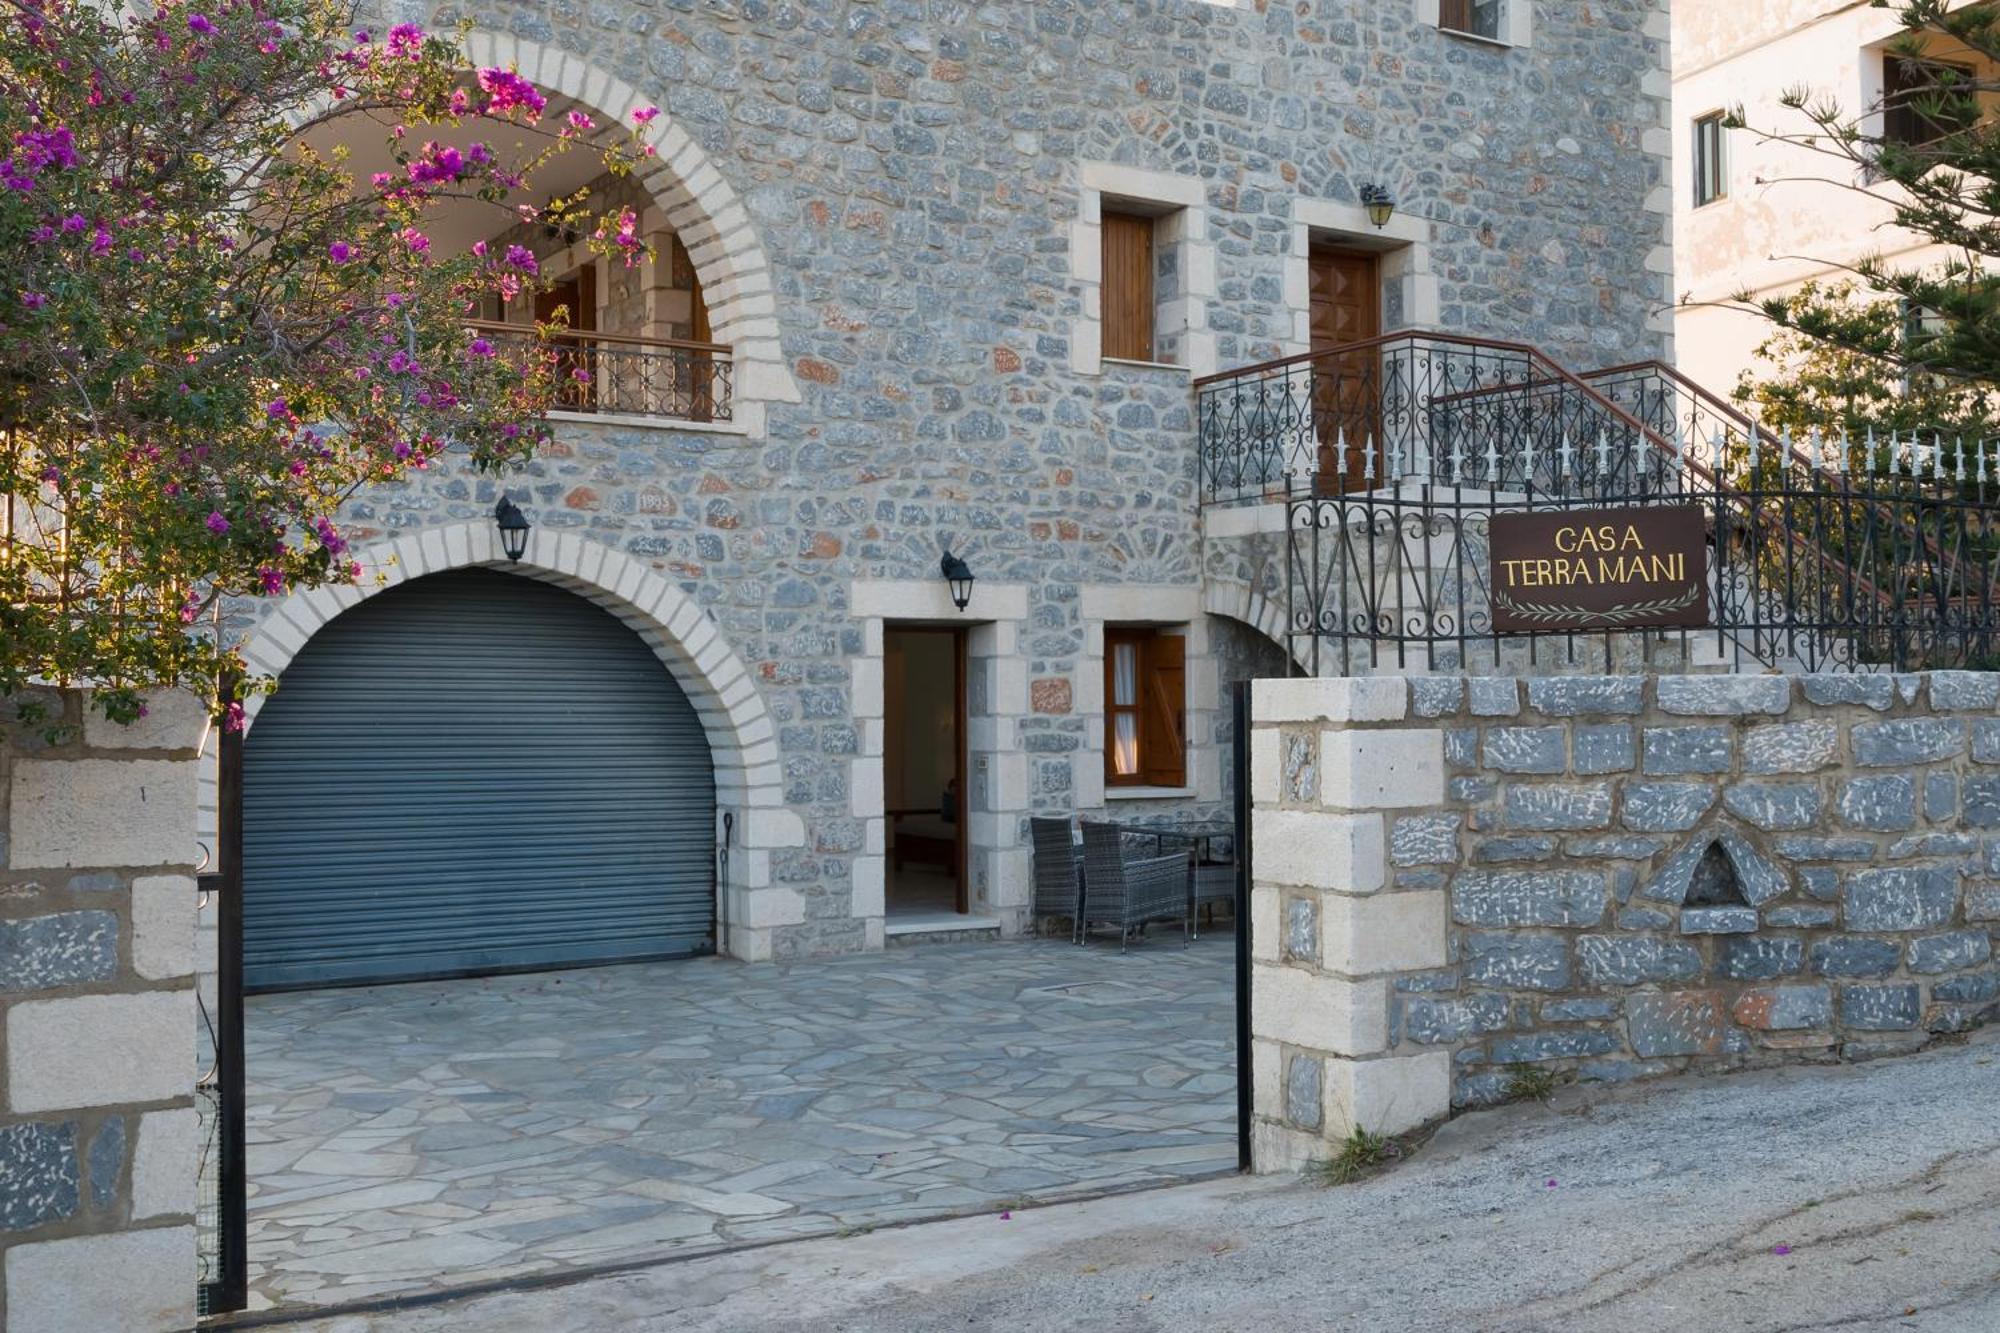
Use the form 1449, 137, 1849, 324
1489, 504, 1710, 632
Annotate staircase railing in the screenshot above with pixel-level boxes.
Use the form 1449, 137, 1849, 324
1196, 336, 2000, 673
1194, 330, 1677, 505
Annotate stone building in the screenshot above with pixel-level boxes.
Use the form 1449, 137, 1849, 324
212, 0, 1675, 984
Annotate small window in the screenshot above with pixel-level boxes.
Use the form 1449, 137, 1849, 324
1438, 0, 1503, 41
1692, 113, 1728, 207
1883, 55, 1977, 149
1105, 628, 1186, 788
1101, 210, 1156, 363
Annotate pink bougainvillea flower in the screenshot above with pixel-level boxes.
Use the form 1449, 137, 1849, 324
400, 226, 430, 254
476, 67, 546, 120
205, 511, 230, 534
187, 13, 216, 33
565, 110, 594, 132
265, 399, 289, 419
223, 701, 246, 733
258, 566, 285, 595
1772, 1245, 1792, 1256
631, 105, 659, 125
327, 240, 352, 263
60, 212, 85, 231
384, 23, 424, 58
1545, 1179, 1558, 1189
502, 244, 537, 274
468, 337, 494, 358
19, 291, 47, 309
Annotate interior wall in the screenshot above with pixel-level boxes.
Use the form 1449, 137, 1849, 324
885, 631, 957, 812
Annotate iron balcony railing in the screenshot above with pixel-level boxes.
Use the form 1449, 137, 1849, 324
470, 321, 733, 424
1285, 425, 2000, 676
1194, 330, 1675, 505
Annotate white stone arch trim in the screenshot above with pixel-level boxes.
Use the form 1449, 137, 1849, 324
231, 522, 806, 962
460, 31, 802, 438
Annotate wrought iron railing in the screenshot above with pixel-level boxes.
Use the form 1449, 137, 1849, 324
1285, 427, 2000, 675
1194, 330, 1674, 504
470, 321, 733, 423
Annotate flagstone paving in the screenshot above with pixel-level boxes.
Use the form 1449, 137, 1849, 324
243, 933, 1237, 1310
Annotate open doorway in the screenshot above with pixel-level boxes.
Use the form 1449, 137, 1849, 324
883, 626, 968, 926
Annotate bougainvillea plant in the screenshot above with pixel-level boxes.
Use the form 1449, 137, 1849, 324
0, 0, 656, 724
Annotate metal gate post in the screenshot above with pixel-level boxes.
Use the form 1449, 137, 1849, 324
1233, 679, 1253, 1172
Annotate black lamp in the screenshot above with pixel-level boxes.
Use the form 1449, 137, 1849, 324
494, 495, 531, 563
940, 550, 975, 612
1360, 183, 1396, 230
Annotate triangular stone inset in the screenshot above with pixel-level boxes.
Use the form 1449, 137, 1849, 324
1639, 826, 1788, 907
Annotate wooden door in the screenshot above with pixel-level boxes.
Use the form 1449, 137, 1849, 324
534, 266, 597, 411
1309, 246, 1380, 491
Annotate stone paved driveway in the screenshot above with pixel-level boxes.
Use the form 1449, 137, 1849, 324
243, 934, 1236, 1310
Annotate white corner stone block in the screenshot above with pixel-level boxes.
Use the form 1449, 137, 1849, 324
1250, 965, 1389, 1057
1251, 809, 1385, 893
732, 886, 807, 930
5, 1225, 195, 1333
8, 759, 196, 870
131, 875, 195, 981
8, 991, 194, 1113
1320, 729, 1445, 811
1250, 728, 1280, 804
1324, 1051, 1453, 1139
81, 690, 208, 752
1251, 885, 1282, 964
131, 1107, 201, 1221
1254, 677, 1407, 724
1319, 891, 1448, 976
1251, 1119, 1327, 1175
851, 855, 886, 919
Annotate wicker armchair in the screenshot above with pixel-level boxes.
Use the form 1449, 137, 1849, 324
1080, 822, 1192, 951
1029, 816, 1085, 941
1192, 863, 1237, 939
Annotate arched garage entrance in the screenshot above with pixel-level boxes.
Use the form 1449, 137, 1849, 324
242, 568, 717, 991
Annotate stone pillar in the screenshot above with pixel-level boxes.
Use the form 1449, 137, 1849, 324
1247, 677, 1452, 1171
1, 689, 204, 1332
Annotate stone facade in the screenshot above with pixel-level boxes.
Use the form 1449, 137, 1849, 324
1248, 672, 2000, 1167
0, 690, 203, 1333
210, 0, 1672, 961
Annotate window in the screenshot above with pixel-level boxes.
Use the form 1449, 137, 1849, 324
1884, 55, 1977, 148
1438, 0, 1503, 41
1101, 210, 1156, 363
1692, 113, 1728, 208
1104, 628, 1186, 788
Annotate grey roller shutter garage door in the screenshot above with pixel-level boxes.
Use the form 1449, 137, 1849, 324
242, 568, 716, 991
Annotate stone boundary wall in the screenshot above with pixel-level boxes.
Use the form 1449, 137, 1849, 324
1247, 672, 2000, 1170
1, 690, 203, 1333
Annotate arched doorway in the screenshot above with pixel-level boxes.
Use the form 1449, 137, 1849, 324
241, 568, 717, 990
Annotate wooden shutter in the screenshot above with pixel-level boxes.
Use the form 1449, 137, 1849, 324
1140, 634, 1186, 789
1438, 0, 1473, 33
1101, 211, 1155, 363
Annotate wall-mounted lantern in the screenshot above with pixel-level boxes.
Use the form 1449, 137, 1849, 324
494, 496, 532, 563
940, 550, 975, 613
1360, 183, 1397, 230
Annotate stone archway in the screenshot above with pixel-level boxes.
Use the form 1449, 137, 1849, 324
233, 522, 805, 960
459, 31, 802, 438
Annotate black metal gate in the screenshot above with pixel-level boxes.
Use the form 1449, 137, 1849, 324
197, 715, 247, 1316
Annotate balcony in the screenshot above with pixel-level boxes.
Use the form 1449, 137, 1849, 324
471, 322, 734, 427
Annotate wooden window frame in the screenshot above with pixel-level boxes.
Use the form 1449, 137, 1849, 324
1100, 209, 1158, 364
1692, 112, 1728, 208
1438, 0, 1504, 42
1103, 627, 1187, 790
1883, 54, 1978, 150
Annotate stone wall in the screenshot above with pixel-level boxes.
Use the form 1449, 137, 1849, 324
216, 0, 1676, 960
1248, 672, 2000, 1169
0, 691, 203, 1332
